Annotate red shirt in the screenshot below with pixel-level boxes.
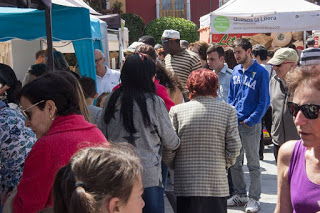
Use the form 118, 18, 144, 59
13, 114, 108, 213
112, 80, 175, 111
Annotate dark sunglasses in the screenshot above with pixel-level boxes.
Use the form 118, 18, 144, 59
20, 100, 45, 120
162, 39, 170, 45
274, 62, 292, 67
287, 101, 320, 119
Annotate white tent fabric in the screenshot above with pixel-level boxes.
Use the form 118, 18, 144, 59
200, 0, 320, 34
53, 0, 100, 15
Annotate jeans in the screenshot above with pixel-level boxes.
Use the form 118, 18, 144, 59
230, 123, 261, 200
143, 186, 164, 213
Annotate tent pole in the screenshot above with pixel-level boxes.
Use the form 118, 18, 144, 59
303, 31, 307, 49
45, 5, 54, 72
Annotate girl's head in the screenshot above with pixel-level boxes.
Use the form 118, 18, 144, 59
96, 92, 109, 108
120, 54, 156, 92
53, 51, 70, 71
19, 72, 81, 138
53, 144, 144, 213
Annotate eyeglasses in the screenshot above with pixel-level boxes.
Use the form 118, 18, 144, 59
95, 57, 103, 63
287, 101, 320, 119
20, 100, 45, 120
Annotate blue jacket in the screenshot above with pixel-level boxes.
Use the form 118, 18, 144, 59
227, 60, 270, 127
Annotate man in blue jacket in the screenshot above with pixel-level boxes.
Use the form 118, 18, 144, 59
227, 38, 270, 213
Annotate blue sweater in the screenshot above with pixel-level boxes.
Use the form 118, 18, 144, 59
227, 60, 270, 127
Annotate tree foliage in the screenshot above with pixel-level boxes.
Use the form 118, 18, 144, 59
144, 17, 199, 44
121, 13, 145, 44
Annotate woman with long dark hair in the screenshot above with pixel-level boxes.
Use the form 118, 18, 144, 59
98, 54, 180, 213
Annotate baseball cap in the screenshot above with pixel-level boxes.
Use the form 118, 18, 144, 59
267, 48, 299, 65
123, 42, 144, 54
162, 30, 180, 39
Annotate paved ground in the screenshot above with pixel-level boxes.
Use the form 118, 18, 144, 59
164, 145, 278, 213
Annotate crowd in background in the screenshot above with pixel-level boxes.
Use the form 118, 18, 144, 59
0, 29, 320, 213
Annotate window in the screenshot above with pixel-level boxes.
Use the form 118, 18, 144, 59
160, 0, 186, 19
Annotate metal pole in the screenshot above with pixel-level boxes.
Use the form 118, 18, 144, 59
304, 31, 307, 49
45, 5, 54, 71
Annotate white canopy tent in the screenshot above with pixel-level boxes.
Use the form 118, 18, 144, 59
200, 0, 320, 34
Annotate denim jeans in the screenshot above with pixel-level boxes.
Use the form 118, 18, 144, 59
230, 123, 261, 200
143, 186, 164, 213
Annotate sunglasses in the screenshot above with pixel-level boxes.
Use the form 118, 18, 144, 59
287, 101, 320, 119
20, 100, 45, 120
274, 62, 293, 67
95, 57, 104, 63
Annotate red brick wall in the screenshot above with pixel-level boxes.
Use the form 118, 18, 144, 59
125, 0, 157, 24
190, 0, 219, 26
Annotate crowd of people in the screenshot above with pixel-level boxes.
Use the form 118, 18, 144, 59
0, 28, 320, 213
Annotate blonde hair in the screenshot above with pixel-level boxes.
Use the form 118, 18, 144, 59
53, 144, 142, 213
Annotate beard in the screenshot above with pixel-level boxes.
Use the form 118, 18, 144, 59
237, 53, 248, 65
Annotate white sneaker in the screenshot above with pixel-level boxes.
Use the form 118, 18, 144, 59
227, 194, 249, 206
245, 198, 260, 212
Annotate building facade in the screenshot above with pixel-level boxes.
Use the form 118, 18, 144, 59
123, 0, 222, 25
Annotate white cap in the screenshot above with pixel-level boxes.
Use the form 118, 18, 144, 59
162, 30, 180, 39
123, 42, 144, 53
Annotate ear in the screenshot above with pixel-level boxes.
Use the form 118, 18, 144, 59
247, 48, 252, 55
107, 197, 121, 213
45, 100, 57, 116
220, 56, 225, 63
94, 93, 98, 99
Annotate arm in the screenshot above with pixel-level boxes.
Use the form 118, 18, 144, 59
274, 140, 296, 213
191, 56, 202, 72
245, 70, 270, 127
155, 82, 175, 111
225, 107, 241, 168
13, 141, 54, 213
227, 74, 235, 104
160, 105, 180, 169
0, 85, 10, 96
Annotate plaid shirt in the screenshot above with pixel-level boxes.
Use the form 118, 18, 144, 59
169, 96, 241, 197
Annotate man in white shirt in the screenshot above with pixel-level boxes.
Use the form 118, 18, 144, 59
206, 44, 233, 102
94, 49, 120, 96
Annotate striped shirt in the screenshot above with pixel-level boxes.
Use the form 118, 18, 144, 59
300, 47, 320, 66
164, 49, 202, 90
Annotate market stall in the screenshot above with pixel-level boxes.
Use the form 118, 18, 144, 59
0, 2, 103, 81
200, 0, 320, 48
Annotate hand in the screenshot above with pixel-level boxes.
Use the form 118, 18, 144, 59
240, 121, 251, 128
1, 188, 13, 206
0, 87, 4, 96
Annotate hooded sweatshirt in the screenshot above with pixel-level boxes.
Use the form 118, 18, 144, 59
228, 60, 270, 127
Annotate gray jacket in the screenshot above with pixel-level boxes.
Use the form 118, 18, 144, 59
270, 77, 299, 146
88, 105, 102, 125
98, 93, 180, 188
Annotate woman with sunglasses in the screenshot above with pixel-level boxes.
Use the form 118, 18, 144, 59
98, 54, 180, 213
2, 72, 108, 213
275, 65, 320, 213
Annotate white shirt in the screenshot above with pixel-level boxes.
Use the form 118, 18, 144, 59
96, 66, 120, 96
214, 63, 233, 103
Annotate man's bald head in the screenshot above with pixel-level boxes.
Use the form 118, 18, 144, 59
94, 49, 107, 77
94, 49, 105, 58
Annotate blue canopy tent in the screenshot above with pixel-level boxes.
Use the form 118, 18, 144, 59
0, 3, 102, 81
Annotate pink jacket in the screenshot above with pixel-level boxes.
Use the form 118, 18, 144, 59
13, 114, 108, 213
